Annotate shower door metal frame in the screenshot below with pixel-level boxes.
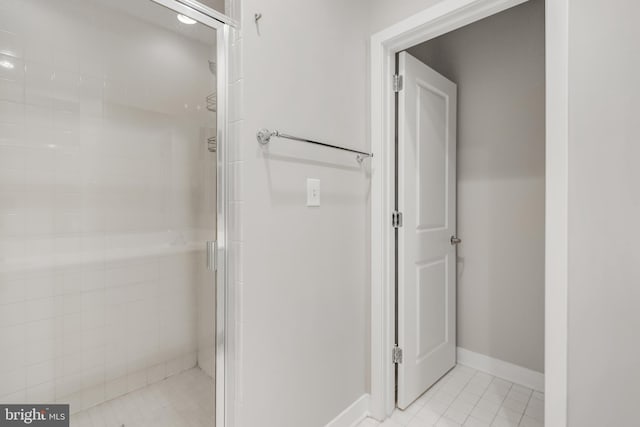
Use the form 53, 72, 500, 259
148, 1, 236, 426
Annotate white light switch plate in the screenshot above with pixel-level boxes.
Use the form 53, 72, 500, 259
307, 178, 320, 207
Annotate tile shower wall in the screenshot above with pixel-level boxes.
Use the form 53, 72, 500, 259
225, 1, 244, 425
0, 0, 217, 414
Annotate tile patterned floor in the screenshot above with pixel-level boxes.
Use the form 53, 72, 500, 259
357, 365, 544, 427
69, 368, 214, 427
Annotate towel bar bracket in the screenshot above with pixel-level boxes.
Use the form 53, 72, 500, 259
256, 128, 276, 145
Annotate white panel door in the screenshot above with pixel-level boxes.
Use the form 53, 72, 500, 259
397, 52, 457, 409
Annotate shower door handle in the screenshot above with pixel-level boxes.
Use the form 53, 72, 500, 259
206, 241, 217, 271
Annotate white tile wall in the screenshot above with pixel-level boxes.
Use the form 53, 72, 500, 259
0, 0, 219, 415
226, 1, 244, 416
0, 251, 203, 413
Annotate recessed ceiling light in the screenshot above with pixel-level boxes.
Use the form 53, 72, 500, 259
177, 14, 197, 25
0, 60, 14, 69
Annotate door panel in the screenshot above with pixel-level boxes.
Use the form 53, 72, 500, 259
397, 52, 457, 409
417, 85, 448, 230
416, 259, 447, 360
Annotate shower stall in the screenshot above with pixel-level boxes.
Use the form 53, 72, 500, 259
0, 0, 228, 425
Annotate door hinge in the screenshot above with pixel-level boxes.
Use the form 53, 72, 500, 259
392, 211, 403, 228
392, 345, 403, 364
393, 74, 403, 92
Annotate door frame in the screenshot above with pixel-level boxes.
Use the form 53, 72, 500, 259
148, 1, 237, 427
369, 0, 569, 425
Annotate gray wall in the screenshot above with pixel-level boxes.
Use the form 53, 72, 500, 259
568, 0, 640, 425
408, 0, 545, 373
236, 0, 371, 426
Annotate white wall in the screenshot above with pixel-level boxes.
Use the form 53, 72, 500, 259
370, 0, 446, 33
567, 0, 640, 425
233, 0, 371, 426
407, 0, 545, 373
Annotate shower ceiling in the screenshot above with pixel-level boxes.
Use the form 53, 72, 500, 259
90, 0, 218, 45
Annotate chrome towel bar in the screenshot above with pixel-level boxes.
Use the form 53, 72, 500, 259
256, 128, 373, 163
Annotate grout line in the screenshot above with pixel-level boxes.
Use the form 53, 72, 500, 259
517, 392, 534, 427
487, 381, 514, 426
435, 369, 476, 425
459, 372, 492, 426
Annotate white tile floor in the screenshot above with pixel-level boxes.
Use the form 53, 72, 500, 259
69, 368, 215, 427
357, 365, 544, 427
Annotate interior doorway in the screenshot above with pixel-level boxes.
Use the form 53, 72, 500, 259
369, 0, 554, 423
394, 0, 545, 412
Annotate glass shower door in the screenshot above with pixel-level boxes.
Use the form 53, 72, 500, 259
0, 0, 219, 425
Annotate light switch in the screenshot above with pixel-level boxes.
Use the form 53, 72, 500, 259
307, 178, 320, 207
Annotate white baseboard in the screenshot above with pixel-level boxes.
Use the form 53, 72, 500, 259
457, 347, 544, 392
325, 394, 370, 427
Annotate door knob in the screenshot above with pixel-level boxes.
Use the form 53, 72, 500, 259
450, 236, 462, 245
